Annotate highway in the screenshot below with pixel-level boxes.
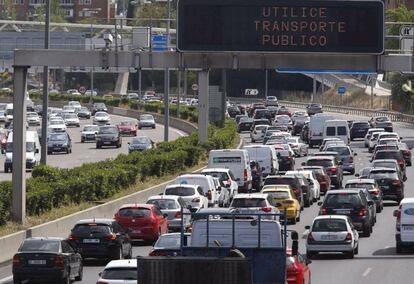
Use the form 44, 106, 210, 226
1, 110, 414, 284
0, 114, 185, 182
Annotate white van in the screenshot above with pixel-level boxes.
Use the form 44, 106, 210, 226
190, 219, 282, 248
395, 198, 414, 253
208, 149, 252, 193
174, 174, 218, 207
243, 145, 278, 177
323, 120, 350, 145
3, 130, 40, 173
308, 113, 335, 147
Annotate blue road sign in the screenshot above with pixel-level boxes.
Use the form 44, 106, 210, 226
338, 86, 346, 96
152, 35, 167, 51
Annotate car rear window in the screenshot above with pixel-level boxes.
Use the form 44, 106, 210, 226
312, 219, 347, 232
231, 198, 267, 208
353, 123, 369, 128
267, 191, 290, 199
375, 151, 403, 160
20, 240, 60, 252
147, 199, 178, 210
101, 268, 137, 280
264, 177, 297, 188
372, 162, 397, 169
345, 183, 375, 190
326, 147, 350, 155
337, 126, 347, 135
119, 207, 151, 217
324, 193, 362, 207
369, 171, 399, 180
165, 187, 195, 196
326, 127, 335, 136
72, 224, 111, 236
306, 159, 334, 168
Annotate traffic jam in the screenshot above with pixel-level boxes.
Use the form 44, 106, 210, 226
9, 97, 414, 284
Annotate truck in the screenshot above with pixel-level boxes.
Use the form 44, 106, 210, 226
136, 211, 299, 284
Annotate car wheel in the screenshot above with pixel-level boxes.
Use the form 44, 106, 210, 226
290, 217, 296, 225
306, 251, 315, 259
13, 277, 22, 284
66, 148, 70, 154
152, 125, 156, 129
350, 169, 355, 175
96, 143, 101, 149
396, 242, 403, 254
251, 138, 255, 143
377, 205, 382, 213
4, 166, 8, 173
346, 250, 354, 259
113, 246, 123, 260
60, 269, 70, 284
304, 197, 310, 207
354, 244, 359, 255
363, 225, 371, 237
81, 138, 84, 143
47, 151, 52, 155
75, 262, 83, 281
138, 126, 142, 129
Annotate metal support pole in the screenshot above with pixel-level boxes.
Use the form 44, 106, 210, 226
184, 70, 187, 99
41, 0, 50, 165
166, 0, 171, 47
221, 69, 227, 125
164, 68, 170, 141
371, 78, 374, 109
90, 22, 94, 103
177, 70, 181, 117
12, 66, 28, 224
312, 74, 316, 103
198, 70, 209, 143
138, 68, 142, 101
265, 69, 268, 99
321, 74, 325, 104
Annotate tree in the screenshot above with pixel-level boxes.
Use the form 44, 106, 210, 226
33, 0, 66, 23
386, 5, 414, 50
1, 0, 16, 20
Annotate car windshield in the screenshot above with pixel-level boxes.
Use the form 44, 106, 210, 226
326, 147, 350, 155
99, 127, 117, 134
306, 159, 334, 168
101, 268, 137, 280
165, 187, 195, 196
80, 107, 89, 112
72, 224, 111, 236
84, 126, 98, 132
132, 137, 150, 144
156, 235, 190, 248
118, 207, 151, 217
20, 240, 60, 252
312, 219, 347, 232
6, 142, 35, 153
369, 171, 398, 180
353, 122, 369, 128
140, 115, 153, 120
95, 103, 105, 107
345, 183, 375, 190
27, 113, 37, 117
231, 198, 267, 208
49, 134, 67, 141
147, 199, 178, 210
267, 191, 290, 199
324, 193, 362, 207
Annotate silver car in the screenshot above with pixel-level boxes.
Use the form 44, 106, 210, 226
138, 114, 156, 129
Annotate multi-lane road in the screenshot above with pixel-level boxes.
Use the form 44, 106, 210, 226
0, 114, 185, 181
1, 109, 414, 283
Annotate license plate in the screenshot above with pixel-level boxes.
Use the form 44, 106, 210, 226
28, 259, 46, 265
321, 235, 338, 240
83, 238, 100, 243
403, 225, 414, 231
131, 230, 141, 234
53, 147, 61, 150
103, 141, 111, 144
335, 209, 351, 215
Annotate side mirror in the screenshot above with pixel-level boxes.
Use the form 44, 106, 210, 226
187, 205, 192, 210
163, 213, 168, 218
35, 148, 39, 153
355, 173, 360, 177
127, 142, 130, 145
354, 153, 357, 156
368, 200, 374, 206
305, 258, 312, 265
404, 176, 407, 182
98, 272, 102, 277
400, 137, 403, 140
301, 162, 306, 166
393, 210, 399, 217
1, 149, 4, 154
317, 201, 323, 206
305, 225, 310, 230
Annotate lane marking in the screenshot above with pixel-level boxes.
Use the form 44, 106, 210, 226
362, 267, 372, 277
0, 275, 12, 284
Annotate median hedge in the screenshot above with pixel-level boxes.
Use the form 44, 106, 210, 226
0, 120, 237, 225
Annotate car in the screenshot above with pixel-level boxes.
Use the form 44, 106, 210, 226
128, 136, 155, 153
253, 109, 272, 122
277, 105, 291, 116
267, 106, 279, 118
80, 124, 99, 143
264, 175, 305, 210
398, 142, 412, 166
318, 189, 374, 237
300, 122, 309, 143
163, 184, 208, 212
77, 107, 91, 119
358, 166, 373, 179
68, 101, 82, 112
350, 121, 370, 140
229, 193, 279, 220
324, 144, 356, 174
364, 128, 385, 148
306, 103, 323, 116
394, 198, 414, 253
227, 105, 241, 118
291, 115, 310, 136
114, 204, 168, 242
261, 186, 301, 224
47, 119, 67, 133
284, 171, 313, 207
26, 112, 40, 126
63, 112, 80, 127
276, 150, 295, 172
275, 114, 292, 130
250, 124, 267, 142
346, 187, 377, 226
237, 117, 254, 132
299, 166, 331, 195
287, 137, 308, 157
371, 150, 406, 174
289, 170, 321, 201
373, 144, 399, 156
303, 156, 343, 189
146, 195, 192, 232
305, 215, 359, 259
68, 218, 132, 260
345, 179, 384, 213
96, 259, 137, 284
201, 168, 239, 201
96, 125, 122, 148
369, 116, 393, 132
118, 120, 138, 136
368, 131, 385, 152
149, 233, 191, 256
265, 96, 278, 106
286, 248, 312, 284
263, 127, 282, 144
93, 111, 111, 125
252, 119, 271, 131
368, 167, 404, 203
235, 114, 248, 124
320, 140, 346, 152
319, 137, 342, 152
92, 102, 107, 115
248, 103, 267, 117
291, 111, 308, 123
138, 114, 156, 129
12, 237, 83, 284
371, 159, 406, 181
47, 132, 72, 154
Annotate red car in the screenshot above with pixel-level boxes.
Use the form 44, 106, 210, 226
286, 248, 312, 284
300, 166, 331, 194
118, 121, 138, 136
114, 204, 168, 242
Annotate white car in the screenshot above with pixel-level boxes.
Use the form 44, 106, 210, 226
364, 128, 385, 148
62, 105, 76, 113
97, 259, 137, 284
26, 112, 40, 126
47, 119, 67, 132
93, 111, 111, 125
230, 193, 280, 220
81, 124, 99, 143
275, 114, 292, 129
306, 215, 359, 259
286, 170, 320, 201
164, 184, 208, 211
368, 131, 385, 152
319, 137, 342, 151
201, 168, 239, 200
250, 124, 267, 143
63, 113, 80, 127
286, 137, 308, 157
68, 101, 82, 112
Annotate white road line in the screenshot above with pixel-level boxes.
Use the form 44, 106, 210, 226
0, 275, 12, 284
362, 267, 372, 277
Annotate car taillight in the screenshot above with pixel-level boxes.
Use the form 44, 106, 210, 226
329, 167, 337, 173
398, 160, 404, 165
149, 250, 167, 257
175, 211, 181, 219
320, 208, 327, 215
403, 150, 410, 155
244, 169, 248, 181
54, 255, 65, 267
392, 180, 402, 187
97, 281, 109, 284
371, 190, 380, 196
345, 233, 352, 241
307, 232, 315, 242
261, 207, 272, 212
292, 188, 299, 194
12, 255, 21, 268
105, 234, 117, 241
286, 260, 298, 273
192, 197, 200, 203
358, 208, 367, 217
68, 234, 79, 241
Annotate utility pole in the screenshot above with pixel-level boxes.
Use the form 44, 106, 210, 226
41, 0, 50, 165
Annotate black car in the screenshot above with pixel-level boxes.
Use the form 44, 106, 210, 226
368, 168, 404, 202
77, 107, 91, 119
350, 121, 370, 140
68, 218, 132, 260
276, 150, 295, 172
292, 117, 308, 136
253, 109, 272, 122
264, 175, 304, 210
300, 122, 309, 143
318, 189, 374, 237
250, 160, 263, 192
149, 233, 191, 256
96, 125, 122, 149
306, 103, 323, 116
303, 156, 343, 189
128, 136, 154, 153
237, 117, 254, 132
13, 237, 83, 284
227, 106, 241, 118
371, 150, 406, 174
47, 132, 72, 154
92, 102, 108, 115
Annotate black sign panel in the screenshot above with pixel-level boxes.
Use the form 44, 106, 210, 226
177, 0, 384, 54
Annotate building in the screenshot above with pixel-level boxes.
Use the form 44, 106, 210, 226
0, 0, 117, 23
386, 0, 414, 9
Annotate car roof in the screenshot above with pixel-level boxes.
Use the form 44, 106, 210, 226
313, 215, 349, 221
147, 195, 180, 201
325, 189, 360, 195
372, 159, 398, 163
346, 179, 375, 184
104, 259, 137, 269
307, 156, 335, 160
196, 208, 232, 214
262, 188, 290, 193
166, 184, 198, 189
370, 167, 397, 172
76, 218, 114, 225
201, 168, 230, 173
24, 237, 65, 242
400, 197, 414, 204
234, 193, 268, 199
119, 204, 154, 209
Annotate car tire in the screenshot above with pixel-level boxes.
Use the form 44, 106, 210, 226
354, 244, 359, 255
377, 205, 382, 213
296, 213, 300, 222
152, 125, 156, 129
113, 246, 123, 260
96, 143, 101, 149
13, 277, 22, 284
60, 269, 70, 284
75, 263, 83, 281
47, 151, 52, 155
346, 250, 354, 259
66, 148, 70, 154
81, 138, 84, 143
306, 251, 315, 259
396, 242, 403, 254
304, 197, 310, 208
362, 225, 371, 237
350, 169, 355, 175
290, 217, 296, 225
4, 166, 8, 173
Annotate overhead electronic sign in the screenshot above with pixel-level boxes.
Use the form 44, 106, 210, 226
177, 0, 384, 54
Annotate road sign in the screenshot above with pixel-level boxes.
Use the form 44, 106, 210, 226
338, 86, 346, 96
152, 35, 167, 52
245, 89, 259, 96
79, 86, 86, 94
192, 84, 198, 91
178, 0, 384, 54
